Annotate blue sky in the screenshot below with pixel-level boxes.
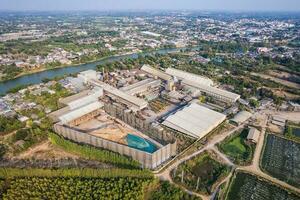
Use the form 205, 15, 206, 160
0, 0, 299, 11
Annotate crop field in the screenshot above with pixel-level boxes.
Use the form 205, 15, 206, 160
172, 152, 230, 195
219, 128, 255, 165
226, 171, 300, 200
261, 134, 300, 188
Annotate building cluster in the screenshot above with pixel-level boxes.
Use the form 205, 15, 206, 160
45, 65, 242, 168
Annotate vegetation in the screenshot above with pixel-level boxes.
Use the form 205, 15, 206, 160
218, 128, 255, 165
147, 180, 201, 200
172, 152, 230, 195
0, 116, 25, 135
226, 171, 300, 200
1, 176, 151, 200
0, 167, 154, 199
49, 133, 141, 169
261, 134, 300, 188
24, 82, 71, 112
0, 168, 152, 179
9, 126, 48, 153
285, 122, 300, 143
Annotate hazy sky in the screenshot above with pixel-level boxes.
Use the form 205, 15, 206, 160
0, 0, 300, 12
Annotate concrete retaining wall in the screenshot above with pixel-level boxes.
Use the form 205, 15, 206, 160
54, 123, 176, 169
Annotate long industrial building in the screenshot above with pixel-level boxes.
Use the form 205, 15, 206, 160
166, 68, 214, 86
162, 103, 226, 139
120, 78, 161, 95
89, 79, 148, 111
182, 79, 240, 103
141, 64, 172, 81
140, 65, 240, 103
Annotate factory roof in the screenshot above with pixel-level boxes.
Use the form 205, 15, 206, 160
162, 103, 226, 139
90, 80, 148, 110
141, 65, 172, 81
166, 68, 213, 86
59, 90, 91, 105
120, 78, 161, 95
67, 88, 103, 110
247, 127, 260, 143
59, 101, 103, 123
231, 111, 252, 125
182, 79, 240, 102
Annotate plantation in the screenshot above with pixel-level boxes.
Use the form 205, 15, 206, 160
49, 133, 141, 169
1, 177, 151, 200
226, 171, 300, 200
172, 152, 230, 195
261, 134, 300, 188
219, 128, 255, 165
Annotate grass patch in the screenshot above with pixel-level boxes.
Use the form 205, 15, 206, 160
285, 122, 300, 143
218, 128, 255, 165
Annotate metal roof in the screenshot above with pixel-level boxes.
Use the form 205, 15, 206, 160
163, 103, 226, 139
67, 88, 103, 110
89, 80, 148, 110
59, 101, 103, 123
166, 68, 213, 86
182, 79, 240, 103
120, 78, 161, 95
141, 65, 172, 81
247, 127, 260, 142
231, 111, 252, 124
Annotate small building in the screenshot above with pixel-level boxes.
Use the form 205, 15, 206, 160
271, 116, 286, 127
247, 127, 260, 143
230, 111, 252, 126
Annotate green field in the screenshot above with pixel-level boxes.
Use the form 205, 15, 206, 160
226, 171, 299, 200
286, 122, 300, 143
172, 152, 230, 195
261, 134, 300, 188
219, 128, 255, 165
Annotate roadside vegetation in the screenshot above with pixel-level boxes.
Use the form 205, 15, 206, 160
218, 128, 255, 165
145, 180, 201, 200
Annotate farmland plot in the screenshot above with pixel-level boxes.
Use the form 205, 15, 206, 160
226, 172, 300, 200
261, 134, 300, 188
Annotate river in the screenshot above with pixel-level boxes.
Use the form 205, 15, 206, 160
0, 47, 200, 95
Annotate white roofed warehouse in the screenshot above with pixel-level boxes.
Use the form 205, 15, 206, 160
162, 103, 226, 139
231, 111, 252, 125
166, 68, 214, 86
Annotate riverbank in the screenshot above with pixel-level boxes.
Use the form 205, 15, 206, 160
0, 46, 199, 95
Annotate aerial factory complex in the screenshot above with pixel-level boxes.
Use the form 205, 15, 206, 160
50, 66, 239, 169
